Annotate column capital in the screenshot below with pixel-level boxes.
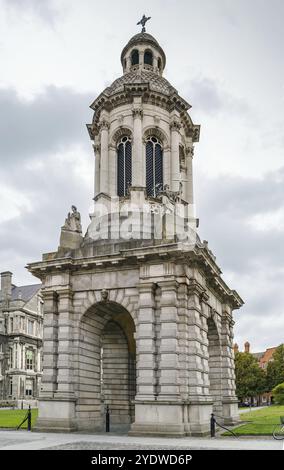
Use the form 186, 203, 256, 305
98, 119, 110, 130
132, 107, 143, 118
137, 281, 157, 293
185, 145, 194, 157
57, 288, 73, 301
93, 143, 101, 154
158, 279, 179, 291
41, 289, 58, 302
170, 119, 181, 131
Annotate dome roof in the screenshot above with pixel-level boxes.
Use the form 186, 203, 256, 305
105, 70, 176, 97
121, 32, 166, 67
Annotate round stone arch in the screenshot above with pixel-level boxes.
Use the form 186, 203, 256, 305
206, 314, 223, 416
75, 299, 137, 432
110, 126, 133, 147
143, 126, 169, 147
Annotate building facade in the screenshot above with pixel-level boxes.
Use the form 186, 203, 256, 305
0, 271, 43, 404
28, 27, 243, 436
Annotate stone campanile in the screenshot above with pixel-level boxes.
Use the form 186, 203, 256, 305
28, 24, 243, 436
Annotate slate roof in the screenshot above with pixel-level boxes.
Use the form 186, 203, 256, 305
11, 284, 41, 302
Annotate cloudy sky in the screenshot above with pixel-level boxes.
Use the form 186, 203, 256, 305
0, 0, 283, 351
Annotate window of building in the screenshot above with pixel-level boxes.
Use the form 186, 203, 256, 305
117, 136, 132, 197
145, 136, 163, 197
9, 347, 13, 368
158, 57, 162, 72
144, 50, 153, 66
25, 379, 33, 397
131, 49, 139, 66
10, 317, 13, 333
9, 378, 13, 396
27, 319, 34, 336
26, 349, 34, 370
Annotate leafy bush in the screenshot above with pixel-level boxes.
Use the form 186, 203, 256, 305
272, 382, 284, 405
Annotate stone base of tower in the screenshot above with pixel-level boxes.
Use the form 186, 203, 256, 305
129, 401, 213, 437
221, 399, 240, 426
33, 398, 77, 433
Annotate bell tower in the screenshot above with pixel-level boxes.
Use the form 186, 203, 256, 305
28, 21, 243, 437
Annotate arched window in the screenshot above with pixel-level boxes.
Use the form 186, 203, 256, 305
117, 136, 132, 197
158, 57, 162, 72
145, 136, 163, 197
131, 49, 139, 66
144, 50, 153, 66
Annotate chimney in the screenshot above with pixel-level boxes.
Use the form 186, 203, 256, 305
1, 271, 12, 301
233, 343, 239, 354
244, 341, 250, 353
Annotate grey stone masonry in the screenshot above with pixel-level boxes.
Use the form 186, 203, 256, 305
27, 29, 243, 436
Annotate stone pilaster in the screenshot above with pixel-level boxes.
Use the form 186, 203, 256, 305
220, 310, 239, 424
93, 143, 101, 196
108, 144, 117, 197
55, 288, 75, 398
185, 143, 194, 205
158, 280, 180, 399
132, 107, 143, 187
39, 290, 58, 398
135, 281, 157, 400
99, 119, 110, 194
170, 118, 181, 192
186, 281, 213, 436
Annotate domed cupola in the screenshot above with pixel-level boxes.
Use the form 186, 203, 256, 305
121, 32, 166, 75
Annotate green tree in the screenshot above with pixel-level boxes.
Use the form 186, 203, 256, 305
272, 382, 284, 405
234, 352, 266, 402
266, 344, 284, 390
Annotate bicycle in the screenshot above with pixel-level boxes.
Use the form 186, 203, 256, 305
272, 416, 284, 440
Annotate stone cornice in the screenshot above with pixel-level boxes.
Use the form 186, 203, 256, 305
88, 87, 199, 140
26, 242, 243, 310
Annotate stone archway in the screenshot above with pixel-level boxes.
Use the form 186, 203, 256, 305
76, 301, 136, 431
207, 317, 223, 416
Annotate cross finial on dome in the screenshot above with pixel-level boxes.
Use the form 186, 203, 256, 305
137, 14, 151, 33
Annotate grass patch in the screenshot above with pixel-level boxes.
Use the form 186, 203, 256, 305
0, 408, 38, 429
222, 405, 284, 436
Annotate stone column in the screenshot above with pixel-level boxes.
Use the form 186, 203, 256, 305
170, 118, 181, 192
158, 280, 180, 399
132, 107, 143, 187
39, 290, 58, 397
220, 310, 239, 424
163, 145, 171, 188
186, 281, 213, 436
99, 119, 110, 194
108, 144, 117, 197
55, 288, 75, 398
135, 282, 157, 400
185, 143, 194, 204
93, 143, 101, 196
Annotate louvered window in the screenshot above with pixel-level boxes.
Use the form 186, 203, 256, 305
146, 137, 163, 197
117, 136, 132, 197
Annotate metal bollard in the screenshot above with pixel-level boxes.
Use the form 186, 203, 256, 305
106, 405, 110, 433
210, 413, 215, 437
27, 405, 32, 431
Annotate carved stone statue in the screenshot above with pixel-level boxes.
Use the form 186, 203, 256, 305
63, 205, 82, 233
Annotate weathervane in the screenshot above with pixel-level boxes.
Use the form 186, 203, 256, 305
137, 14, 151, 33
